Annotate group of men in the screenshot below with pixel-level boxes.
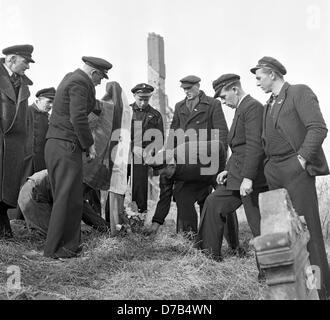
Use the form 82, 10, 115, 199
0, 43, 329, 299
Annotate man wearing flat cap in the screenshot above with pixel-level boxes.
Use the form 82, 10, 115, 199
0, 44, 35, 238
251, 56, 330, 299
197, 74, 267, 265
129, 83, 164, 214
13, 87, 56, 220
153, 75, 229, 234
44, 56, 112, 258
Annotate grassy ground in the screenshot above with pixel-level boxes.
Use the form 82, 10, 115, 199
0, 204, 268, 300
1, 182, 330, 301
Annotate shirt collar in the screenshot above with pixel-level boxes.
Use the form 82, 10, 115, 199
3, 63, 13, 76
133, 103, 149, 111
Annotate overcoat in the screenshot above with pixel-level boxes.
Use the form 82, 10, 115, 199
0, 61, 32, 207
170, 90, 228, 150
22, 103, 49, 177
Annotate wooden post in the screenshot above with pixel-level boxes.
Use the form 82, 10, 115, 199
253, 188, 319, 300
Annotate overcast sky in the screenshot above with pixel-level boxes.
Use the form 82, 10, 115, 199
1, 0, 329, 153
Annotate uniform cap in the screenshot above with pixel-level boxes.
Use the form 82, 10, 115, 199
82, 56, 112, 79
131, 83, 154, 97
2, 44, 35, 63
36, 87, 56, 100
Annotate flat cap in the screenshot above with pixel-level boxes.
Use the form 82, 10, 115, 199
180, 75, 201, 89
250, 56, 287, 75
36, 87, 56, 100
213, 74, 241, 98
131, 83, 154, 97
82, 56, 112, 79
2, 44, 35, 63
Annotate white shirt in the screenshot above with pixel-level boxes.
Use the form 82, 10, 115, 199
3, 63, 13, 76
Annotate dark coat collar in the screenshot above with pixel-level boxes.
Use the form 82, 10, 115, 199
177, 90, 209, 108
0, 62, 32, 103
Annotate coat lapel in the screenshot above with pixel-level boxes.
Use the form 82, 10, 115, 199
271, 82, 290, 127
183, 92, 209, 128
228, 95, 250, 144
5, 75, 32, 134
0, 66, 17, 103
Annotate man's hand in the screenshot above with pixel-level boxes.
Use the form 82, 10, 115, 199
216, 171, 228, 185
240, 178, 253, 197
297, 154, 307, 170
87, 144, 96, 162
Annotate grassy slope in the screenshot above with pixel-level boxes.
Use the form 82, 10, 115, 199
0, 211, 266, 300
1, 194, 329, 301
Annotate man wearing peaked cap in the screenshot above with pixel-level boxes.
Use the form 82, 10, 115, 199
13, 87, 56, 220
36, 87, 56, 100
0, 44, 35, 238
251, 57, 330, 299
43, 55, 112, 259
2, 44, 35, 63
146, 74, 229, 236
131, 83, 154, 96
198, 73, 267, 269
129, 83, 164, 214
82, 56, 112, 80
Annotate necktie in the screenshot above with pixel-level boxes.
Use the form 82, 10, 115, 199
10, 73, 21, 89
268, 94, 278, 114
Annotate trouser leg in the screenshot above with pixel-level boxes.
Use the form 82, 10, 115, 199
44, 139, 83, 258
174, 183, 199, 233
197, 186, 242, 259
152, 173, 174, 225
132, 163, 148, 212
0, 202, 13, 238
223, 211, 239, 249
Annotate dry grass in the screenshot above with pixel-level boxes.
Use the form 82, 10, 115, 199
0, 213, 266, 300
2, 182, 329, 301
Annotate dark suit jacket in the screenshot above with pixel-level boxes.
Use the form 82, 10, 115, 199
168, 90, 228, 151
262, 82, 329, 176
226, 95, 267, 190
46, 69, 95, 151
24, 103, 49, 171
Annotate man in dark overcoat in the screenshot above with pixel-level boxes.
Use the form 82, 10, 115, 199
197, 74, 268, 263
44, 56, 112, 258
162, 75, 231, 234
13, 87, 56, 220
129, 83, 164, 213
24, 87, 55, 173
0, 44, 35, 238
251, 56, 330, 299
